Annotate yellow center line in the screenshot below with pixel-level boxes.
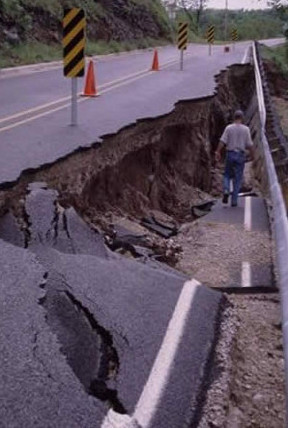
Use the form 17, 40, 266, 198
0, 69, 150, 125
0, 56, 179, 125
0, 54, 191, 133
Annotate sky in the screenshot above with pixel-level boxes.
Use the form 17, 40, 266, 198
208, 0, 269, 9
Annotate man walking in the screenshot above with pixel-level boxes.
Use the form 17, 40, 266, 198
215, 110, 254, 207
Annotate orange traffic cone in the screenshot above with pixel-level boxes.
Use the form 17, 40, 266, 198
82, 60, 98, 97
151, 49, 159, 71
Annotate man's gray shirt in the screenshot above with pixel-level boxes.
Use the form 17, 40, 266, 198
220, 123, 253, 152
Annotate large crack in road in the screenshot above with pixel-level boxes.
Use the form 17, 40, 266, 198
0, 63, 261, 427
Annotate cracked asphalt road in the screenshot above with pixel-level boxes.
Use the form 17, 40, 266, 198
0, 184, 222, 427
0, 40, 283, 427
0, 239, 107, 428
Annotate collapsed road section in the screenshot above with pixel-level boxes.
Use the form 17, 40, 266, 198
0, 60, 285, 427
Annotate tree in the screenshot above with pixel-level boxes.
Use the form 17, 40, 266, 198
267, 0, 288, 19
267, 1, 288, 60
267, 0, 288, 8
177, 0, 208, 33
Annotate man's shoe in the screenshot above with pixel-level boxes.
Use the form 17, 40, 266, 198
222, 193, 229, 204
231, 202, 238, 207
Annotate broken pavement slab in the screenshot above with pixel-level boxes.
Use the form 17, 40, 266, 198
24, 184, 109, 258
140, 216, 178, 239
0, 184, 224, 427
0, 239, 107, 428
191, 200, 216, 218
0, 212, 25, 248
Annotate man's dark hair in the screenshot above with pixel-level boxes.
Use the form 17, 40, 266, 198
234, 110, 244, 121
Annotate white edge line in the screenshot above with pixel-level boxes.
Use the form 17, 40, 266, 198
101, 411, 135, 428
244, 196, 252, 232
101, 279, 200, 428
241, 46, 251, 64
241, 262, 251, 288
133, 278, 199, 427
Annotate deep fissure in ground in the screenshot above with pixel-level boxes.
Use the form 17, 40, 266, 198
0, 64, 254, 227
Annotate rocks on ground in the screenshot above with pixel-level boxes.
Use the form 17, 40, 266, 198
197, 293, 285, 428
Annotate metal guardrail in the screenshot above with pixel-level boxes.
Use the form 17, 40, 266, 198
252, 41, 288, 422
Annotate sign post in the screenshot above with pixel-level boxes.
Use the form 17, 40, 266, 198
231, 29, 238, 51
63, 8, 86, 126
178, 22, 188, 71
207, 25, 215, 56
180, 50, 184, 71
71, 78, 78, 126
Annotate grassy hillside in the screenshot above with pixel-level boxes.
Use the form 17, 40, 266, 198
0, 0, 173, 67
261, 44, 288, 76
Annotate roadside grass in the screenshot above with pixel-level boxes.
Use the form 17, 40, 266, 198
0, 35, 237, 68
0, 38, 170, 68
0, 42, 62, 68
261, 44, 288, 77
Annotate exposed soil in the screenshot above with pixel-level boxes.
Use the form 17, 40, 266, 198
197, 293, 285, 428
273, 96, 288, 137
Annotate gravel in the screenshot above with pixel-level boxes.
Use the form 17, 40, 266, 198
176, 221, 272, 288
197, 293, 285, 428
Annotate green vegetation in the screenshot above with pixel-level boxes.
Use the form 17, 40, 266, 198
260, 43, 288, 138
261, 44, 288, 77
0, 38, 169, 68
177, 8, 285, 41
0, 0, 172, 67
0, 41, 62, 68
0, 0, 286, 67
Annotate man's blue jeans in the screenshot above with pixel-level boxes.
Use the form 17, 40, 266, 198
223, 151, 245, 205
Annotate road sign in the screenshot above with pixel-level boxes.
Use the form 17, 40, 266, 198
232, 29, 238, 42
178, 22, 188, 71
207, 25, 215, 56
63, 8, 86, 78
62, 8, 86, 126
207, 25, 215, 44
178, 22, 188, 50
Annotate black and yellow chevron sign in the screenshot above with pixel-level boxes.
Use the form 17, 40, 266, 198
63, 8, 86, 78
178, 22, 189, 50
232, 29, 238, 41
207, 25, 215, 44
